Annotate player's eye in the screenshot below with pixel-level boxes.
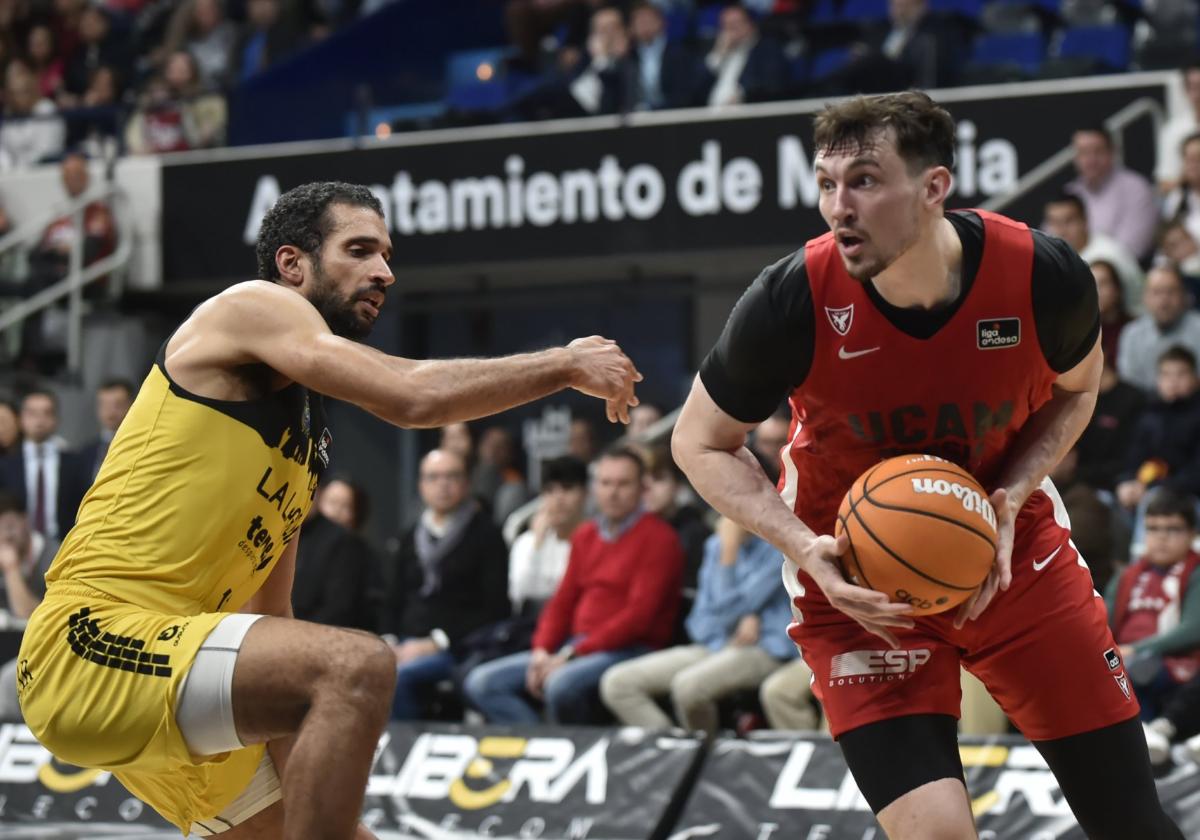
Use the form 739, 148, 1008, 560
819, 180, 835, 192
856, 175, 876, 188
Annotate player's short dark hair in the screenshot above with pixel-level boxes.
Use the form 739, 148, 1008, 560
255, 182, 384, 282
1046, 192, 1086, 218
813, 91, 955, 174
0, 491, 24, 517
98, 377, 135, 398
1073, 125, 1112, 147
1145, 487, 1197, 528
1158, 344, 1197, 372
542, 456, 588, 490
599, 444, 645, 478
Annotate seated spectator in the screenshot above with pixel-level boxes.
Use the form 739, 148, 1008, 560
380, 449, 510, 720
643, 446, 710, 592
463, 447, 684, 724
1163, 132, 1200, 250
759, 656, 820, 731
438, 421, 474, 467
830, 0, 962, 95
701, 4, 785, 107
509, 456, 588, 617
0, 388, 89, 541
472, 425, 530, 525
1075, 359, 1146, 494
0, 62, 66, 171
1049, 447, 1126, 593
503, 0, 598, 71
1157, 61, 1200, 193
1043, 193, 1144, 316
77, 377, 133, 480
26, 24, 64, 101
159, 0, 237, 90
230, 0, 305, 83
628, 400, 664, 440
61, 6, 129, 101
0, 400, 18, 458
1092, 260, 1131, 365
1141, 671, 1200, 766
1157, 220, 1200, 283
1107, 488, 1200, 719
292, 499, 375, 630
517, 5, 633, 119
750, 410, 790, 466
599, 515, 795, 734
628, 2, 700, 111
1067, 126, 1158, 261
1116, 347, 1200, 516
124, 51, 227, 154
316, 474, 369, 533
1117, 265, 1200, 393
66, 64, 122, 155
0, 491, 59, 720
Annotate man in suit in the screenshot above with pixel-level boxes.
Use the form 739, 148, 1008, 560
629, 2, 701, 110
77, 378, 134, 481
0, 388, 88, 542
701, 4, 787, 107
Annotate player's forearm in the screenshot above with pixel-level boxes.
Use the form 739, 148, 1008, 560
993, 385, 1097, 508
382, 348, 578, 428
673, 437, 816, 559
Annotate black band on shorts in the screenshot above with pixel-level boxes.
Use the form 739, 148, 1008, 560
837, 713, 965, 814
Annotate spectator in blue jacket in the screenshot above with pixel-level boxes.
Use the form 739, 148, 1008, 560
598, 514, 796, 734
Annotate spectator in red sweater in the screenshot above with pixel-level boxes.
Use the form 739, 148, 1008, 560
463, 446, 684, 724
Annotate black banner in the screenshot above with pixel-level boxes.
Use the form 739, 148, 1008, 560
161, 78, 1166, 283
0, 723, 704, 839
672, 732, 1200, 839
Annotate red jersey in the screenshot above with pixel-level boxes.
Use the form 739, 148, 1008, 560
783, 210, 1057, 534
1112, 551, 1200, 683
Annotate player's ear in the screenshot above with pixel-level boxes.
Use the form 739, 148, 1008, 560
274, 245, 305, 288
924, 166, 953, 207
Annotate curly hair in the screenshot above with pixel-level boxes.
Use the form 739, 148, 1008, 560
255, 182, 384, 282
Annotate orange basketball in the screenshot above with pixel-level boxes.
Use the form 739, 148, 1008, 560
834, 454, 997, 615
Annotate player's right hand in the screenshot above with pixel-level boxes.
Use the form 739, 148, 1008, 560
566, 336, 643, 424
790, 532, 915, 650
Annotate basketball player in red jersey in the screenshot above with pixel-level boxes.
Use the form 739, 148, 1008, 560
673, 92, 1184, 838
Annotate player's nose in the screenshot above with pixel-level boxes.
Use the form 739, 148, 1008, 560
371, 255, 396, 287
827, 185, 855, 223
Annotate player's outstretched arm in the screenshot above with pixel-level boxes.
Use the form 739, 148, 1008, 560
214, 283, 642, 427
673, 375, 915, 647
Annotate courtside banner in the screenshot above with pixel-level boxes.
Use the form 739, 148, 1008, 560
670, 732, 1200, 840
0, 722, 703, 839
160, 76, 1166, 282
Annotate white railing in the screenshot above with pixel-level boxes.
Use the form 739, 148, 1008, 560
0, 184, 134, 375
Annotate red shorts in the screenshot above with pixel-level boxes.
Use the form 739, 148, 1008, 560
787, 483, 1139, 741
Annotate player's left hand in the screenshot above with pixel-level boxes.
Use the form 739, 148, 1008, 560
954, 487, 1016, 628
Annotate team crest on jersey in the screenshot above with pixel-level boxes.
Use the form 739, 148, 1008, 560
317, 428, 332, 468
825, 304, 854, 336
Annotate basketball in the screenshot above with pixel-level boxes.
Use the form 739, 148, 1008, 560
834, 454, 998, 615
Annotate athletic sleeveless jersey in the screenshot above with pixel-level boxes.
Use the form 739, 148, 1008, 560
46, 342, 330, 613
1113, 552, 1200, 684
783, 210, 1057, 535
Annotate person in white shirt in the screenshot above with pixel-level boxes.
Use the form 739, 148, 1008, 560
569, 6, 631, 115
1066, 126, 1159, 260
0, 62, 65, 172
1163, 132, 1200, 249
1043, 192, 1145, 315
1157, 62, 1200, 192
509, 456, 588, 616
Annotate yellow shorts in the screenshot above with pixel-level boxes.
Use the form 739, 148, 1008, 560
17, 581, 265, 833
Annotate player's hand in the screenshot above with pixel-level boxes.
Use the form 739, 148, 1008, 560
526, 648, 551, 698
566, 336, 643, 424
792, 533, 915, 649
954, 488, 1016, 628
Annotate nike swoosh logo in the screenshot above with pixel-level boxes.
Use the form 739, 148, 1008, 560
1033, 544, 1063, 571
838, 346, 880, 360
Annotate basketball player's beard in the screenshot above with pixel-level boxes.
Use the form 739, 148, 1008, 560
308, 259, 375, 341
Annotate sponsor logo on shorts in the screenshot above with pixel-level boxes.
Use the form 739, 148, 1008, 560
1103, 648, 1121, 671
827, 649, 931, 687
1113, 671, 1131, 700
15, 659, 32, 696
66, 607, 173, 679
977, 317, 1020, 349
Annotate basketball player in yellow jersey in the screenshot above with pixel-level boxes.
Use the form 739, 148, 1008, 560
16, 182, 642, 839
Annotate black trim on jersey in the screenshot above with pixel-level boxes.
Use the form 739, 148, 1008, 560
154, 337, 329, 477
698, 211, 1101, 424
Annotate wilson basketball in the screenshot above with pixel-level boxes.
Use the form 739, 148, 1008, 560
834, 454, 997, 615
